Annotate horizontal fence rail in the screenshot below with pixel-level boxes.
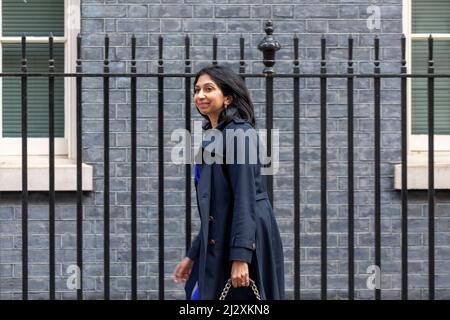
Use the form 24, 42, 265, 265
0, 21, 450, 300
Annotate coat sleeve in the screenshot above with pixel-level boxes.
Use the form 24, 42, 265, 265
186, 228, 201, 261
225, 123, 258, 264
187, 163, 202, 261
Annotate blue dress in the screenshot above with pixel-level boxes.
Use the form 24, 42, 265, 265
192, 285, 200, 300
194, 164, 200, 186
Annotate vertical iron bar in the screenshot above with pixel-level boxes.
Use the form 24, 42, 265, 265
427, 35, 435, 301
400, 34, 408, 300
239, 34, 245, 79
212, 33, 218, 66
258, 21, 279, 205
103, 34, 110, 300
158, 35, 165, 300
76, 33, 84, 300
131, 34, 138, 300
185, 34, 192, 255
374, 35, 381, 301
266, 75, 274, 204
347, 35, 355, 300
293, 33, 301, 300
21, 34, 28, 301
48, 33, 56, 300
320, 35, 327, 301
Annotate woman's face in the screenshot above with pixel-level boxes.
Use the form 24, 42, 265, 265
194, 74, 232, 123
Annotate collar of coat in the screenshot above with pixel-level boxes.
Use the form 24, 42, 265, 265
199, 118, 248, 162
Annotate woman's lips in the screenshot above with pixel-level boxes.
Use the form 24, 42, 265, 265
198, 103, 209, 107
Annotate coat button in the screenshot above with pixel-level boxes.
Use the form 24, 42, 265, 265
208, 239, 216, 245
252, 242, 256, 250
209, 215, 215, 222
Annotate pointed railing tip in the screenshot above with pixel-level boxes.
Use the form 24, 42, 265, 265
264, 20, 274, 35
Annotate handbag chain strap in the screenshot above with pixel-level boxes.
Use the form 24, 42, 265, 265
219, 278, 261, 300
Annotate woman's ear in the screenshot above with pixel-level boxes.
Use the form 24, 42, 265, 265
225, 95, 233, 106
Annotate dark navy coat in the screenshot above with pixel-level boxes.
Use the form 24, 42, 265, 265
184, 118, 285, 300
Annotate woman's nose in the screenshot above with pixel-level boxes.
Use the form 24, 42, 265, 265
196, 94, 207, 102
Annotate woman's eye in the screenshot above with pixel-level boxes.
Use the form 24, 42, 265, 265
193, 86, 214, 94
194, 88, 212, 94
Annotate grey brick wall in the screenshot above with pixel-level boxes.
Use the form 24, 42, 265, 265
1, 0, 450, 300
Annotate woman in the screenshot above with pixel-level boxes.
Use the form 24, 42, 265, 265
172, 65, 284, 300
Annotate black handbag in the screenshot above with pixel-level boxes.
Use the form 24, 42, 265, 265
219, 278, 261, 300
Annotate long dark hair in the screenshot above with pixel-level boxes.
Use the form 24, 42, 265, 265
193, 65, 256, 130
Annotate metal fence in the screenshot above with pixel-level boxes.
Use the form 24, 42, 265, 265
0, 21, 448, 300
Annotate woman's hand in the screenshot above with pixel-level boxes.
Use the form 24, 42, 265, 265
231, 260, 249, 288
173, 257, 194, 283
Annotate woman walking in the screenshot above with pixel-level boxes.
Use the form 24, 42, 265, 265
173, 65, 284, 300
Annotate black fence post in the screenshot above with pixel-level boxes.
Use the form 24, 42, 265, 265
320, 34, 327, 301
239, 34, 245, 78
76, 33, 84, 300
400, 34, 408, 301
131, 34, 138, 300
103, 34, 111, 300
374, 35, 381, 301
48, 33, 56, 300
293, 33, 301, 301
184, 34, 192, 257
158, 34, 165, 301
347, 34, 355, 301
212, 34, 218, 66
258, 20, 280, 205
427, 35, 435, 301
21, 33, 28, 301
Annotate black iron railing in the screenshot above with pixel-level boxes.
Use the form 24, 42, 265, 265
0, 21, 449, 300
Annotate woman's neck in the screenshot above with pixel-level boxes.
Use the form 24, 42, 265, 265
209, 115, 219, 129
